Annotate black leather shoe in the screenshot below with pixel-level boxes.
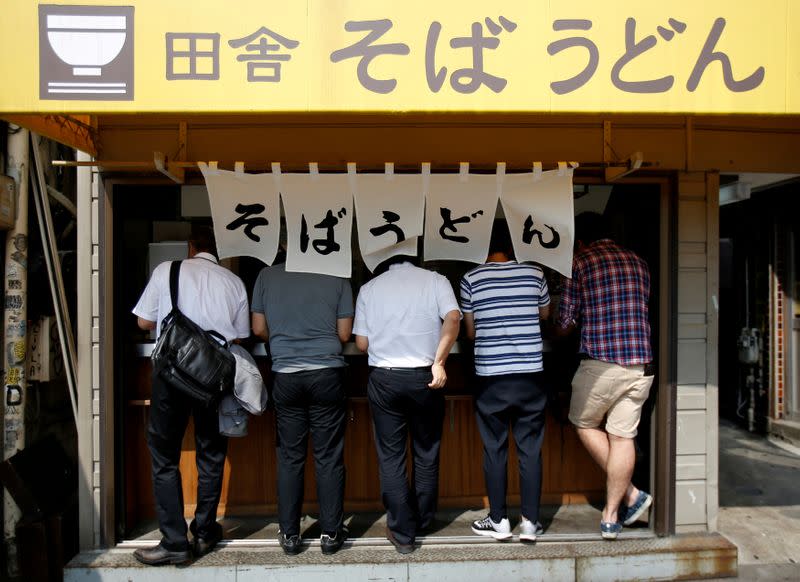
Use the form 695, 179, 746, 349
133, 543, 191, 566
417, 518, 440, 536
279, 532, 302, 555
193, 525, 223, 558
320, 526, 348, 555
386, 527, 414, 555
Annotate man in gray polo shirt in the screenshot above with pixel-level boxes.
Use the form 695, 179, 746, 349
251, 261, 353, 555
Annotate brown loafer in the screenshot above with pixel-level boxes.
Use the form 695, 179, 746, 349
386, 527, 414, 555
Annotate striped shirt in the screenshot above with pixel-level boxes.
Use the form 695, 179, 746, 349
557, 239, 652, 366
460, 261, 550, 376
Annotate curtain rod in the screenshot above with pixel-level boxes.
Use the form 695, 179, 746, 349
52, 160, 649, 170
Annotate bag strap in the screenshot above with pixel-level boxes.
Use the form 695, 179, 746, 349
169, 260, 182, 311
207, 329, 230, 348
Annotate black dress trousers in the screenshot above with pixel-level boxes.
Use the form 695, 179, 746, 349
146, 373, 228, 551
367, 367, 445, 545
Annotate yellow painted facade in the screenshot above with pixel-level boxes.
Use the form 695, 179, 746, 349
0, 0, 797, 114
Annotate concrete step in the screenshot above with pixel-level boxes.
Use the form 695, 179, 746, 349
65, 533, 737, 582
768, 418, 800, 448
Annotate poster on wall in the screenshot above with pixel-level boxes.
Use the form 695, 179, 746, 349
280, 171, 354, 278
500, 168, 574, 277
354, 171, 424, 271
199, 162, 281, 265
424, 172, 499, 263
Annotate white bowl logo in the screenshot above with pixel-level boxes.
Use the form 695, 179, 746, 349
39, 5, 134, 100
47, 14, 127, 76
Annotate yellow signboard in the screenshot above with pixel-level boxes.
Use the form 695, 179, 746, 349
0, 0, 797, 114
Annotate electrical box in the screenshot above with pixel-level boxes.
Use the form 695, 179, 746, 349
0, 175, 16, 230
737, 327, 760, 365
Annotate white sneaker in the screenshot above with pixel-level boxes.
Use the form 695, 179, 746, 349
471, 515, 512, 540
519, 517, 544, 542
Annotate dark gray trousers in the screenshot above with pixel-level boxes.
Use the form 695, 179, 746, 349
475, 372, 548, 523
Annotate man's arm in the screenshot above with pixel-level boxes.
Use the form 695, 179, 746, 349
554, 271, 580, 338
137, 317, 156, 331
553, 318, 576, 338
352, 287, 368, 352
539, 304, 551, 322
429, 309, 461, 389
251, 312, 269, 341
462, 312, 476, 340
337, 317, 353, 343
132, 265, 162, 332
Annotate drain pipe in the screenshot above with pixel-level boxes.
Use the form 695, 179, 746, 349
2, 125, 29, 577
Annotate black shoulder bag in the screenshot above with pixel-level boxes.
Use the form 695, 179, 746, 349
151, 261, 235, 407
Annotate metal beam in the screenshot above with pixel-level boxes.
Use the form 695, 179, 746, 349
76, 151, 95, 551
605, 151, 644, 182
29, 134, 78, 423
2, 115, 97, 156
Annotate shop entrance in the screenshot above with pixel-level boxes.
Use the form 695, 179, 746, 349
107, 176, 666, 544
790, 230, 800, 421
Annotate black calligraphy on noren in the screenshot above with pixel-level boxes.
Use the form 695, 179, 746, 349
226, 203, 269, 242
439, 207, 484, 243
522, 215, 560, 249
300, 208, 348, 255
369, 210, 406, 244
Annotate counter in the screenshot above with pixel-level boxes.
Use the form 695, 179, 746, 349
121, 338, 602, 532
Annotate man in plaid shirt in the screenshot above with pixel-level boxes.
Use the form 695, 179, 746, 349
557, 212, 654, 540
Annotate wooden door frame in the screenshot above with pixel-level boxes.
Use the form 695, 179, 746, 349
97, 173, 678, 543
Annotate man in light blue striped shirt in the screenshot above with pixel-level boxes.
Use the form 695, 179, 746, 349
460, 221, 551, 542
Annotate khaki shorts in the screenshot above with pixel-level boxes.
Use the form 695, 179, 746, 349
569, 359, 654, 438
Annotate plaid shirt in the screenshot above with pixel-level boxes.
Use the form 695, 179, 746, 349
557, 239, 652, 366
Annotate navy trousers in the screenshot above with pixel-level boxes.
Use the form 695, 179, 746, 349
273, 367, 347, 537
367, 367, 445, 545
475, 372, 548, 523
147, 373, 228, 551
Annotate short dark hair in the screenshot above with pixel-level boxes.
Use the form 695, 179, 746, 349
488, 220, 514, 258
574, 212, 610, 245
189, 225, 217, 257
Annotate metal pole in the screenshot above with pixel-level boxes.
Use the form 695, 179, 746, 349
2, 125, 29, 578
29, 134, 78, 423
75, 151, 94, 550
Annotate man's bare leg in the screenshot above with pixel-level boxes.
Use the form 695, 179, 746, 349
576, 427, 640, 514
603, 434, 636, 523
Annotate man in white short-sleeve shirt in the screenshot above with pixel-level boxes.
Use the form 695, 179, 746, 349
132, 227, 249, 566
353, 258, 460, 554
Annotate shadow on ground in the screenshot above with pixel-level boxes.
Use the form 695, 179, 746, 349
719, 418, 800, 507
